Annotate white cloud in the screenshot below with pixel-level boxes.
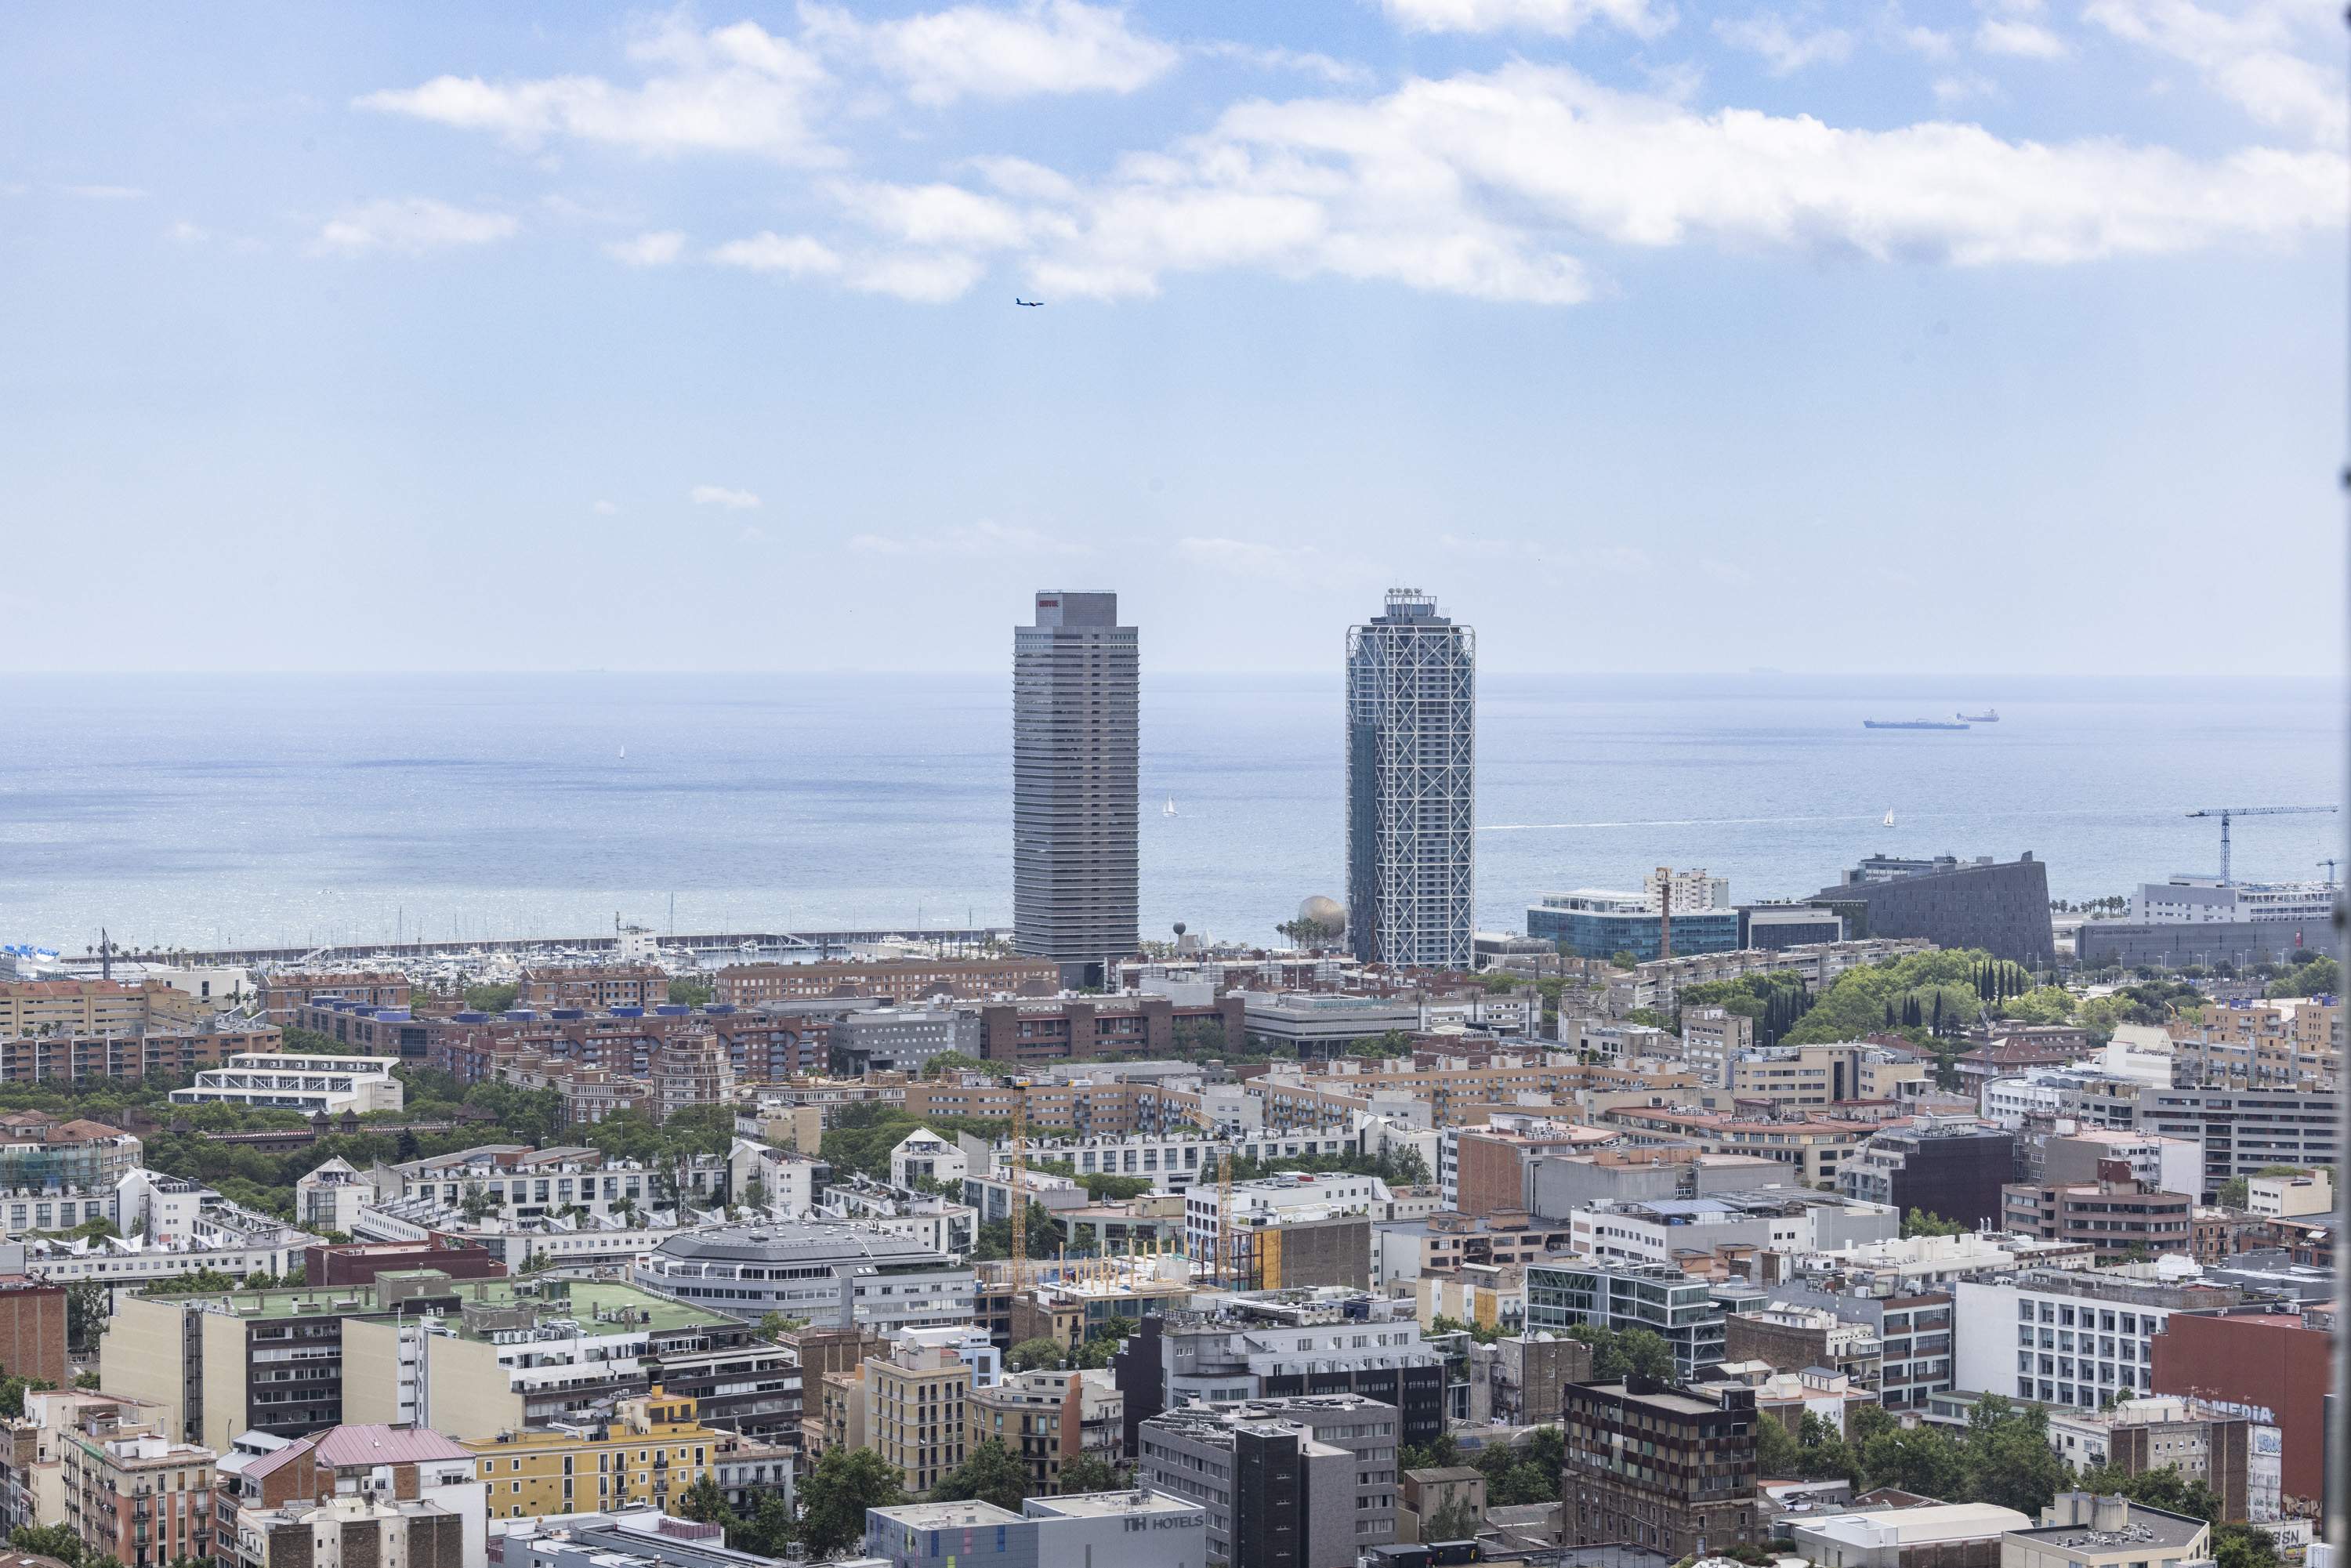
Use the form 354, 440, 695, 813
738, 524, 770, 542
312, 197, 517, 256
2086, 0, 2345, 147
803, 0, 1178, 106
1378, 0, 1673, 36
833, 182, 1029, 249
593, 500, 619, 515
690, 484, 762, 510
1715, 14, 1854, 73
1592, 545, 1653, 573
1698, 556, 1750, 584
1976, 18, 2069, 56
846, 251, 987, 302
910, 63, 2342, 305
1933, 72, 2000, 103
709, 231, 842, 275
1889, 20, 1955, 58
357, 17, 835, 165
605, 230, 686, 266
60, 183, 147, 200
1196, 42, 1373, 85
166, 221, 208, 244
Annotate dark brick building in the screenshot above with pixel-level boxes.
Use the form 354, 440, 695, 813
1838, 1118, 2016, 1229
303, 1239, 507, 1289
1804, 853, 2054, 965
977, 993, 1244, 1064
1562, 1377, 1759, 1559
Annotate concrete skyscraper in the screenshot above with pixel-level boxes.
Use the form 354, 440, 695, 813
1013, 590, 1139, 987
1346, 589, 1475, 969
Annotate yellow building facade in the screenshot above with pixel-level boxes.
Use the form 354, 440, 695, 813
462, 1388, 719, 1522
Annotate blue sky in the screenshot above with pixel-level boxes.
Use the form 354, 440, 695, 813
2, 0, 2342, 675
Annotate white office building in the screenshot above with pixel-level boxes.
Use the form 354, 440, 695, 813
1951, 1265, 2241, 1411
170, 1053, 404, 1116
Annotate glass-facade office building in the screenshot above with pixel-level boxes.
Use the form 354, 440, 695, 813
1526, 901, 1740, 962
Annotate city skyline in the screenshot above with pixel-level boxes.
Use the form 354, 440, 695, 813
1, 2, 2342, 679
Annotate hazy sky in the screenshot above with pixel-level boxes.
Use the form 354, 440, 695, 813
3, 0, 2342, 675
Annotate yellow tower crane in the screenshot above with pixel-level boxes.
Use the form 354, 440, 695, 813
1215, 1143, 1234, 1289
1009, 1079, 1029, 1287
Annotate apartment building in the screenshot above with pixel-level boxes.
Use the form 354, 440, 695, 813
1525, 1260, 1729, 1376
256, 972, 410, 1023
1724, 1303, 1882, 1386
985, 1129, 1355, 1195
517, 966, 670, 1012
902, 1077, 1190, 1138
0, 980, 169, 1036
1720, 1042, 1931, 1108
1952, 1267, 2244, 1411
1113, 1292, 1444, 1451
1446, 1117, 1618, 1215
1617, 939, 1935, 1016
60, 1413, 216, 1568
2130, 1085, 2343, 1197
213, 1422, 484, 1568
1596, 1106, 1888, 1186
1566, 1188, 1897, 1269
1137, 1396, 1400, 1568
1999, 1179, 2193, 1263
978, 994, 1245, 1065
2168, 999, 2338, 1089
2042, 1397, 2262, 1523
1681, 1009, 1756, 1088
381, 1143, 730, 1222
862, 1331, 975, 1495
230, 1492, 468, 1568
1561, 1377, 1759, 1558
409, 1002, 827, 1088
965, 1367, 1122, 1492
715, 958, 1060, 1006
462, 1386, 720, 1520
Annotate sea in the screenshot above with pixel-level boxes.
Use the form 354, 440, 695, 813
0, 672, 2342, 956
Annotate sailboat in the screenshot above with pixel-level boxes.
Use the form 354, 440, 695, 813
1882, 809, 1895, 828
1163, 795, 1178, 817
619, 745, 628, 760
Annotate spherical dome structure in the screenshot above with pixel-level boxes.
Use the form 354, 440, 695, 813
1299, 896, 1346, 929
1172, 921, 1187, 937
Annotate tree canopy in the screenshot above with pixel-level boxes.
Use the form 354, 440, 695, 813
931, 1439, 1030, 1513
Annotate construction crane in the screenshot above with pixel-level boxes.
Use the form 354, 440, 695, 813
2321, 859, 2340, 883
2184, 806, 2339, 885
1008, 1079, 1029, 1288
1215, 1144, 1234, 1290
1655, 867, 1674, 961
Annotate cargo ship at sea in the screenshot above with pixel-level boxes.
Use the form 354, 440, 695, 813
1863, 719, 1969, 730
1958, 709, 2000, 722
